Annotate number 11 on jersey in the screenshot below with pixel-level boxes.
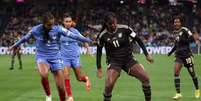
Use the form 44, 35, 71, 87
113, 40, 120, 47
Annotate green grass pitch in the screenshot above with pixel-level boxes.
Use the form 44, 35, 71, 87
0, 54, 200, 101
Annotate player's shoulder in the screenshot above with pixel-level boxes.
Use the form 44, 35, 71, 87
117, 24, 132, 30
69, 27, 80, 33
181, 27, 190, 32
54, 25, 68, 33
98, 29, 107, 39
181, 27, 192, 35
117, 24, 133, 32
31, 24, 43, 32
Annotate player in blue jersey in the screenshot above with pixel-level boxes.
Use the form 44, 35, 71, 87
60, 13, 91, 101
9, 12, 91, 101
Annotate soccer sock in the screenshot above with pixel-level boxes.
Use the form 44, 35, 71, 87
65, 79, 73, 97
11, 57, 14, 68
174, 75, 180, 93
58, 88, 66, 101
41, 78, 51, 96
79, 76, 87, 82
192, 76, 199, 90
142, 85, 151, 101
103, 93, 112, 101
187, 67, 199, 90
19, 59, 22, 69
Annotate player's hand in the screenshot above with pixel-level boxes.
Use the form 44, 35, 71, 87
97, 68, 103, 79
146, 54, 154, 64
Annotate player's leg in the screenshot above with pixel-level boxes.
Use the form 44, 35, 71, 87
10, 50, 16, 70
172, 59, 183, 100
184, 57, 200, 98
103, 65, 121, 101
51, 59, 66, 101
37, 61, 51, 101
72, 58, 91, 91
128, 64, 151, 101
64, 65, 74, 101
53, 70, 66, 101
73, 67, 91, 91
17, 51, 22, 69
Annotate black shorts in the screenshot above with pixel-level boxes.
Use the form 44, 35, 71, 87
175, 56, 194, 68
107, 58, 139, 74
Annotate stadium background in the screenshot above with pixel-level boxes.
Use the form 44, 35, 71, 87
0, 0, 201, 101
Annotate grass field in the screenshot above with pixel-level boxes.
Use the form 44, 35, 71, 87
0, 54, 200, 101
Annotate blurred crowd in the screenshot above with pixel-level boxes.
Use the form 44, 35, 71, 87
0, 0, 201, 47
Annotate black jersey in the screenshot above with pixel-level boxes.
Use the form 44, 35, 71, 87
169, 27, 195, 58
97, 25, 136, 61
96, 25, 148, 68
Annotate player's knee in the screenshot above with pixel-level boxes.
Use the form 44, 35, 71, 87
142, 77, 150, 86
40, 73, 48, 79
64, 73, 70, 79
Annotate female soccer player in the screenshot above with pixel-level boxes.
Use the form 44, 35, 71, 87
60, 13, 91, 101
9, 12, 91, 101
96, 12, 154, 101
10, 32, 23, 70
168, 16, 200, 100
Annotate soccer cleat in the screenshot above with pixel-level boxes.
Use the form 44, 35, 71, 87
46, 95, 52, 101
172, 93, 182, 100
67, 96, 74, 101
85, 76, 91, 91
195, 89, 200, 98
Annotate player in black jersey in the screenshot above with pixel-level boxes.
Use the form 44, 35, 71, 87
10, 32, 23, 70
168, 16, 200, 99
96, 12, 154, 101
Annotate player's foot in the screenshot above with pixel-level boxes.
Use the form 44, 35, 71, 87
9, 67, 14, 70
85, 76, 91, 91
67, 96, 74, 101
195, 89, 200, 98
172, 93, 182, 100
46, 95, 52, 101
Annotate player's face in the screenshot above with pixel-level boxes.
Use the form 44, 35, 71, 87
63, 17, 73, 29
174, 18, 182, 30
44, 19, 55, 30
107, 18, 117, 33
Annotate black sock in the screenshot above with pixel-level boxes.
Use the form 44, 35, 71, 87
103, 93, 112, 101
19, 60, 22, 69
174, 76, 180, 93
192, 77, 199, 90
142, 85, 151, 101
11, 57, 14, 68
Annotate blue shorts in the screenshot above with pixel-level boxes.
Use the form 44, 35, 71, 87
62, 57, 81, 68
36, 57, 64, 72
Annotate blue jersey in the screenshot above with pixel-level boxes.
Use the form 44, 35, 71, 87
60, 27, 82, 58
12, 24, 91, 59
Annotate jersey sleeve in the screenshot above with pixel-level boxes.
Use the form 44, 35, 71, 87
11, 29, 34, 48
127, 27, 148, 56
58, 26, 92, 42
183, 27, 195, 42
127, 27, 137, 38
96, 32, 105, 47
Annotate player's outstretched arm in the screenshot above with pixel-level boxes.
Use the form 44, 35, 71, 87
96, 45, 103, 78
9, 31, 33, 51
59, 26, 92, 42
134, 36, 153, 63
